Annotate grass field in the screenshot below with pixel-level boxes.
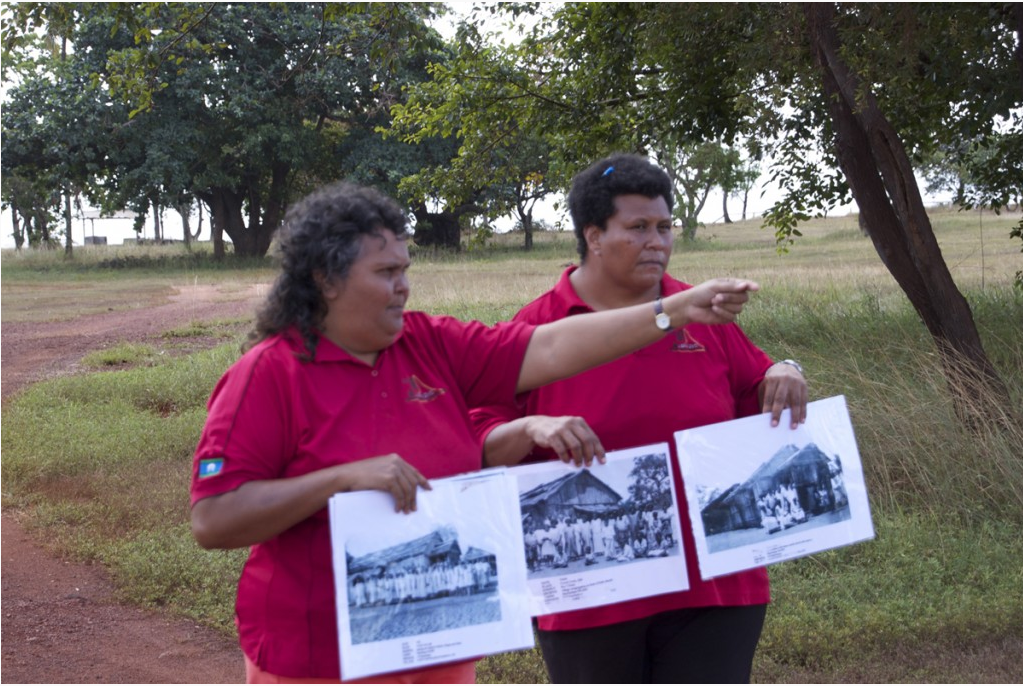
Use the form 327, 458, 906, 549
3, 206, 1022, 682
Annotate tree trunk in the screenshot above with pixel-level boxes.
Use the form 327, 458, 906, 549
38, 209, 52, 248
722, 191, 732, 224
63, 193, 73, 256
741, 188, 750, 221
177, 201, 192, 250
411, 203, 461, 250
195, 200, 205, 241
202, 185, 277, 259
201, 192, 228, 261
522, 207, 534, 251
258, 163, 289, 256
806, 2, 1012, 426
680, 215, 699, 242
213, 219, 225, 260
152, 200, 163, 242
11, 206, 25, 250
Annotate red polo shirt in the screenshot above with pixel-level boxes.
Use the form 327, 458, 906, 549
470, 267, 772, 632
191, 312, 534, 679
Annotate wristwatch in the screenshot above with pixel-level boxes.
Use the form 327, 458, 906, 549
778, 359, 804, 375
654, 298, 672, 332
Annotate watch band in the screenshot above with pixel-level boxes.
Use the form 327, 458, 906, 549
778, 359, 804, 375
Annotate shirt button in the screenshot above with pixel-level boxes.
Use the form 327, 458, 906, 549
371, 370, 379, 377
381, 392, 388, 398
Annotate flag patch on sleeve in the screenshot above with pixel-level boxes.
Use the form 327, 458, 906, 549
198, 457, 225, 479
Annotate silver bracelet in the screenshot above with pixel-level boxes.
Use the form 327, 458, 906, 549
778, 359, 804, 375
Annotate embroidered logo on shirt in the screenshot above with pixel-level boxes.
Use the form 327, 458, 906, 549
198, 457, 225, 478
404, 375, 446, 402
671, 329, 706, 353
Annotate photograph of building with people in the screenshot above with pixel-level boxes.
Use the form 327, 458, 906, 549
344, 526, 499, 645
517, 453, 681, 580
697, 443, 851, 553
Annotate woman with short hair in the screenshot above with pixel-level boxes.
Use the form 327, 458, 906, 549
471, 154, 808, 684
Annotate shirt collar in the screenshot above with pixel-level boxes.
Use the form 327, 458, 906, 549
549, 265, 686, 316
305, 325, 405, 367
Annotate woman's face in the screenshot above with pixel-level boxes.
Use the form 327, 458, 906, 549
586, 194, 673, 294
320, 229, 410, 361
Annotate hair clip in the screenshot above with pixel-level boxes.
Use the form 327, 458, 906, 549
602, 166, 615, 177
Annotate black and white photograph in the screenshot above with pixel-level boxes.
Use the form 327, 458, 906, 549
675, 395, 874, 580
344, 525, 501, 644
329, 472, 533, 680
510, 443, 689, 616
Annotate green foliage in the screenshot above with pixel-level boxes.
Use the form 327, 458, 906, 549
2, 3, 450, 258
653, 139, 735, 240
464, 222, 496, 252
388, 20, 563, 250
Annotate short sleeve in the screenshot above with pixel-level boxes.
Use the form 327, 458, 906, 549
421, 315, 536, 410
470, 399, 528, 446
190, 344, 296, 505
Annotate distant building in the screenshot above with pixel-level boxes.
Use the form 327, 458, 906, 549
701, 443, 841, 535
519, 470, 623, 528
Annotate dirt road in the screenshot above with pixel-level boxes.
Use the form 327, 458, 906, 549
2, 283, 263, 684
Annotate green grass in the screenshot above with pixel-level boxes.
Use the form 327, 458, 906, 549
161, 318, 248, 339
758, 513, 1023, 682
2, 208, 1022, 682
80, 342, 162, 368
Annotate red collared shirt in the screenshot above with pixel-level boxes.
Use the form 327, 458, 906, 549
471, 267, 772, 632
191, 312, 534, 678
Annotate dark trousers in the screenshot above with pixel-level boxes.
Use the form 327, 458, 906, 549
536, 604, 767, 684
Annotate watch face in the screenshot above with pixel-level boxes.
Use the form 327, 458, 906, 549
655, 311, 672, 331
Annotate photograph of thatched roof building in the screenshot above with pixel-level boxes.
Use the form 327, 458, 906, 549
701, 443, 844, 535
348, 526, 467, 576
518, 469, 623, 528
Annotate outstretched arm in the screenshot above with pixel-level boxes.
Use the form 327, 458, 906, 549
517, 278, 759, 393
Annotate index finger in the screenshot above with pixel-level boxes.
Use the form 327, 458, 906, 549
762, 384, 787, 428
396, 466, 432, 514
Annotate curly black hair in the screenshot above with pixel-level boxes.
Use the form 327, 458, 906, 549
567, 154, 674, 262
246, 182, 409, 359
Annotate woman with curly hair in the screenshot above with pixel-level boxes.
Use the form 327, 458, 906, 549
190, 181, 761, 684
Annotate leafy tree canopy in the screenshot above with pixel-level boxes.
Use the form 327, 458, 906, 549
393, 2, 1020, 423
2, 2, 451, 257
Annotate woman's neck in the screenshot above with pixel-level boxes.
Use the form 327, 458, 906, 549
570, 264, 662, 311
